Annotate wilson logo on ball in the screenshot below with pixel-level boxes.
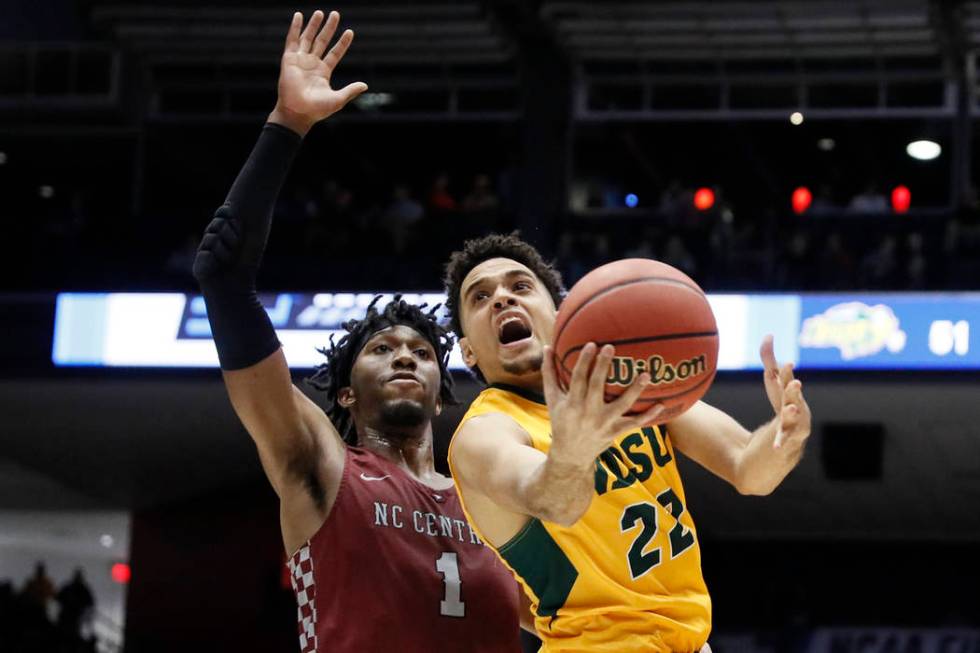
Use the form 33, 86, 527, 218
607, 354, 708, 387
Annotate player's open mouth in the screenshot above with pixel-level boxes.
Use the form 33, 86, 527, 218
497, 315, 533, 346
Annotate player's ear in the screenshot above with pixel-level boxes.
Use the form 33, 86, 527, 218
338, 386, 356, 408
459, 336, 478, 368
434, 396, 443, 417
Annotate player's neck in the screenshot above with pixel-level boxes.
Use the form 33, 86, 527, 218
488, 371, 544, 396
358, 425, 443, 483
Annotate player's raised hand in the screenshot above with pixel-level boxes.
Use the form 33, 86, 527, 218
269, 10, 368, 135
542, 343, 665, 467
759, 335, 811, 449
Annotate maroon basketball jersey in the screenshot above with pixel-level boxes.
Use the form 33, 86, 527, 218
286, 446, 521, 652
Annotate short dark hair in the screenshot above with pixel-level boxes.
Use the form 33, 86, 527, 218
306, 295, 457, 444
443, 232, 565, 381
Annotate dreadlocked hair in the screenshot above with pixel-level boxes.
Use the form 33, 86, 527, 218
306, 295, 458, 444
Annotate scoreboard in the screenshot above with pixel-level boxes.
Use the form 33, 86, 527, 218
52, 292, 980, 371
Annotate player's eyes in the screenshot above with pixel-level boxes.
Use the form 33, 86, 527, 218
514, 281, 531, 291
374, 344, 390, 353
474, 291, 488, 302
414, 349, 430, 359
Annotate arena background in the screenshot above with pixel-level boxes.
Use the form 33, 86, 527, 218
2, 1, 980, 651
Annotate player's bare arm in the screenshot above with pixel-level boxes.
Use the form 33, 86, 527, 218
452, 343, 664, 541
268, 10, 367, 136
193, 10, 366, 554
668, 335, 812, 496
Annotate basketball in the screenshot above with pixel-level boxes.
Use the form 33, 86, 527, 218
553, 258, 719, 421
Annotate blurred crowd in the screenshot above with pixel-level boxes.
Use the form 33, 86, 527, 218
10, 167, 980, 293
157, 169, 512, 290
556, 196, 980, 292
0, 563, 97, 653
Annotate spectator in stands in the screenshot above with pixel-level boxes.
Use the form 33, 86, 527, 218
56, 568, 94, 644
21, 562, 55, 622
810, 185, 838, 216
570, 232, 613, 283
780, 231, 812, 289
428, 172, 457, 213
945, 186, 980, 287
662, 234, 697, 277
306, 179, 356, 256
0, 579, 15, 645
658, 179, 686, 216
383, 183, 424, 254
556, 231, 587, 284
658, 179, 696, 227
623, 227, 657, 260
860, 235, 899, 287
848, 184, 888, 214
462, 173, 499, 213
816, 232, 855, 289
906, 232, 927, 289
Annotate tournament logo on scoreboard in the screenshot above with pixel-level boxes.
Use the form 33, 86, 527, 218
798, 302, 907, 360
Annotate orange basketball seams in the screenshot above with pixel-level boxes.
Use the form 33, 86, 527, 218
553, 259, 719, 420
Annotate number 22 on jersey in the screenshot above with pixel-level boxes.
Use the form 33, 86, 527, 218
620, 488, 695, 580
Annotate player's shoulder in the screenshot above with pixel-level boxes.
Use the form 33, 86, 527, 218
467, 384, 543, 418
453, 411, 532, 459
459, 409, 525, 435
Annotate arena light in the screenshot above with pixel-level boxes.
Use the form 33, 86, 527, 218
817, 138, 835, 151
891, 185, 911, 214
906, 140, 941, 161
792, 186, 812, 215
111, 563, 131, 584
624, 193, 638, 208
790, 111, 804, 126
693, 187, 715, 211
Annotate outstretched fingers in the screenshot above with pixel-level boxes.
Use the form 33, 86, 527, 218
779, 362, 795, 389
773, 408, 793, 449
323, 28, 356, 71
760, 334, 779, 378
335, 81, 369, 106
774, 379, 805, 448
298, 10, 325, 54
283, 12, 303, 54
311, 11, 340, 59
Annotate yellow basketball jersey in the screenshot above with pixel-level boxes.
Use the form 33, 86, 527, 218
449, 384, 711, 653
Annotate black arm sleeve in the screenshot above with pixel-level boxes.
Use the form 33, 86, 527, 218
192, 122, 303, 370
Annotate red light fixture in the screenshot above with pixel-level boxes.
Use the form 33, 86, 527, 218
693, 187, 715, 211
111, 563, 131, 584
891, 185, 911, 213
792, 186, 812, 215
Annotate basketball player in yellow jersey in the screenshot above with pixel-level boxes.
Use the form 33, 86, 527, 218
442, 234, 812, 653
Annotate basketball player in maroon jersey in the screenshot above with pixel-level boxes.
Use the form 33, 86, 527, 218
192, 11, 522, 652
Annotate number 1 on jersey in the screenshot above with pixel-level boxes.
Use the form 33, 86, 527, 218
436, 552, 465, 617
